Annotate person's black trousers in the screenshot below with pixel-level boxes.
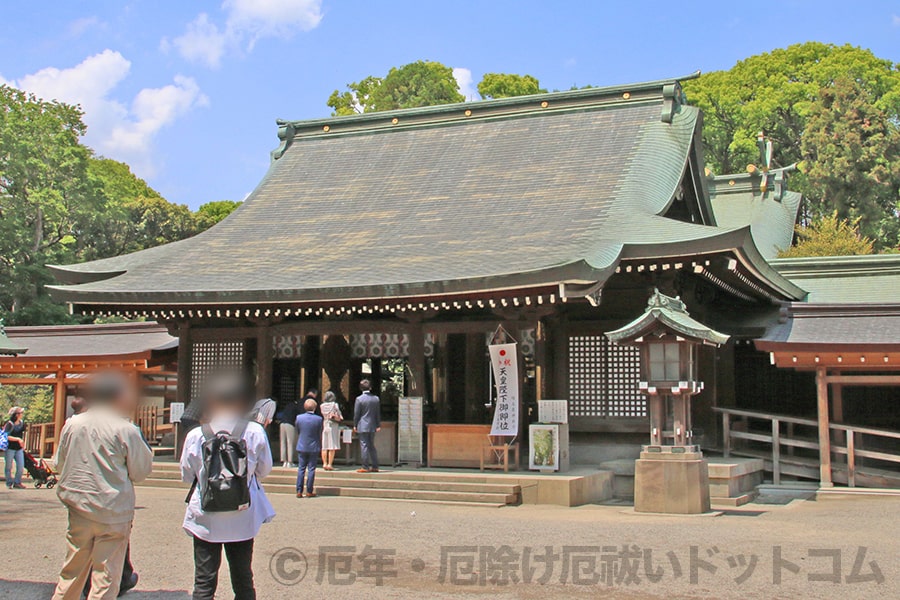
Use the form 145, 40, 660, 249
192, 536, 255, 600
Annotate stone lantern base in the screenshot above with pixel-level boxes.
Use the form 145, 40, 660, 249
634, 445, 710, 514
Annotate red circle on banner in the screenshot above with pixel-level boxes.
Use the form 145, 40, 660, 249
499, 350, 506, 356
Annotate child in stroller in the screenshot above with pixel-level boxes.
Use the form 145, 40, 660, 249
23, 451, 58, 488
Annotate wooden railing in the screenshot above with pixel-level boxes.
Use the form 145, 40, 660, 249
715, 407, 900, 487
134, 405, 173, 445
25, 422, 56, 458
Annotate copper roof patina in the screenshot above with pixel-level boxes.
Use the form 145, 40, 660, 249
47, 75, 802, 312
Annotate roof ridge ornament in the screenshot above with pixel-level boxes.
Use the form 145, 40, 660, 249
271, 121, 296, 161
645, 288, 687, 313
661, 81, 687, 123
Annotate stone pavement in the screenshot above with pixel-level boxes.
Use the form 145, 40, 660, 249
0, 484, 898, 599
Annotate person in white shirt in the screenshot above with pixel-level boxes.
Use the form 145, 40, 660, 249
51, 372, 152, 600
181, 372, 275, 600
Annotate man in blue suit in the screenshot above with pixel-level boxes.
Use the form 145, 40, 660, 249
294, 399, 323, 498
353, 379, 381, 473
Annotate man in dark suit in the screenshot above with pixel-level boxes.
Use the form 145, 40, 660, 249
294, 399, 323, 498
353, 379, 381, 473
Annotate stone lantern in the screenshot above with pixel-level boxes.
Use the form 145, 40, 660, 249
606, 290, 728, 514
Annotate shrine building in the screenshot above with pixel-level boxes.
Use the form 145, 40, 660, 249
43, 75, 900, 493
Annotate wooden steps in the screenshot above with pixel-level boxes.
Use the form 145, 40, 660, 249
138, 463, 521, 507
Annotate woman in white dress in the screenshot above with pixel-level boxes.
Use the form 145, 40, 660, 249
320, 391, 343, 471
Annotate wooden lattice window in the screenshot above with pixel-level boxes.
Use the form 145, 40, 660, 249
568, 335, 645, 418
191, 341, 245, 401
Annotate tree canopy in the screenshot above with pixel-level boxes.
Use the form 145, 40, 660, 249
683, 42, 900, 251
477, 73, 545, 99
328, 61, 464, 115
0, 85, 241, 326
778, 213, 875, 258
327, 62, 546, 115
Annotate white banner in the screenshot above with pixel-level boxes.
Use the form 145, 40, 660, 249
489, 343, 519, 437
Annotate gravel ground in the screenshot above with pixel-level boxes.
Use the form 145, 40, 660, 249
1, 484, 898, 599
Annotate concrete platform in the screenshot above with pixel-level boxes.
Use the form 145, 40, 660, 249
140, 462, 614, 507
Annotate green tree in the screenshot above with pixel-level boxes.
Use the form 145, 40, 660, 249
327, 76, 382, 116
327, 61, 463, 115
778, 213, 875, 258
0, 383, 54, 424
683, 43, 900, 175
0, 86, 213, 325
800, 78, 900, 249
195, 200, 242, 231
683, 42, 900, 247
0, 86, 98, 325
477, 73, 545, 99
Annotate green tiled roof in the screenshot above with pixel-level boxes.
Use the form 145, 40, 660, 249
0, 320, 27, 355
771, 254, 900, 304
709, 169, 802, 260
606, 289, 730, 346
48, 76, 801, 309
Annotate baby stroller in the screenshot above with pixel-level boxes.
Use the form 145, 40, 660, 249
23, 451, 58, 488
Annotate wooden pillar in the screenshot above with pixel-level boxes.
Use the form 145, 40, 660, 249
52, 369, 67, 456
175, 323, 193, 457
176, 324, 192, 407
534, 320, 547, 402
407, 320, 426, 398
672, 394, 688, 446
650, 395, 664, 445
816, 366, 833, 487
831, 378, 845, 448
256, 323, 273, 399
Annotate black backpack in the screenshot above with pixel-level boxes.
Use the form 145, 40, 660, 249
188, 421, 252, 512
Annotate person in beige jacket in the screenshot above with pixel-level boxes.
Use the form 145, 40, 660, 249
51, 373, 153, 600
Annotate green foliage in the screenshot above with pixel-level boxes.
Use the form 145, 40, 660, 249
778, 213, 875, 258
327, 76, 382, 116
0, 85, 96, 325
0, 382, 54, 424
683, 42, 900, 248
0, 86, 240, 326
195, 200, 243, 231
801, 78, 900, 249
477, 73, 545, 99
327, 61, 464, 115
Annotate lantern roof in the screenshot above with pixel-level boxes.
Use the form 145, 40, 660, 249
0, 320, 28, 356
606, 289, 730, 347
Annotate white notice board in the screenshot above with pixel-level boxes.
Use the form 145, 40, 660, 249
398, 396, 424, 464
169, 402, 185, 423
538, 400, 568, 424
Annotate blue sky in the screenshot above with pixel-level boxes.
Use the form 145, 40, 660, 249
1, 1, 898, 209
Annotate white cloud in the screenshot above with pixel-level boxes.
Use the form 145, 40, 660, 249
163, 13, 227, 69
67, 16, 104, 38
453, 67, 477, 101
5, 50, 207, 176
225, 0, 323, 43
168, 0, 323, 67
893, 14, 900, 27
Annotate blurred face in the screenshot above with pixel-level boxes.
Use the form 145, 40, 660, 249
112, 384, 139, 417
11, 410, 23, 422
